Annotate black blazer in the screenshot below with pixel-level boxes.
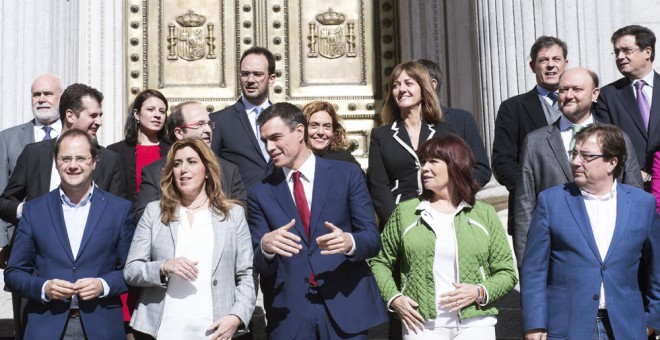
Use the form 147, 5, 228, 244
134, 155, 246, 222
596, 72, 660, 172
443, 106, 492, 187
210, 99, 273, 190
107, 139, 170, 204
491, 88, 549, 192
0, 139, 126, 225
367, 120, 456, 224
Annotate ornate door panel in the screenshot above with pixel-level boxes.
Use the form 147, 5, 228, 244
125, 0, 397, 165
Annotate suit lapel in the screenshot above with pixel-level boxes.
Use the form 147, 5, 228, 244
235, 99, 266, 162
270, 169, 309, 246
565, 185, 602, 262
603, 185, 631, 263
19, 121, 35, 147
524, 88, 549, 129
168, 218, 180, 253
211, 213, 227, 275
39, 140, 56, 193
76, 190, 107, 258
390, 121, 419, 161
616, 79, 648, 139
546, 124, 572, 181
309, 157, 329, 238
47, 190, 75, 262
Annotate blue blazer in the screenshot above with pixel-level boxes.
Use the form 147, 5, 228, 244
4, 188, 135, 340
521, 182, 660, 339
248, 156, 387, 337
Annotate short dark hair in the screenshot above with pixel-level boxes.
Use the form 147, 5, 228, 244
530, 36, 568, 61
54, 128, 98, 160
574, 124, 627, 178
240, 47, 276, 75
256, 102, 307, 142
611, 25, 656, 61
415, 59, 443, 95
124, 89, 169, 145
417, 134, 480, 206
59, 83, 104, 122
165, 101, 201, 143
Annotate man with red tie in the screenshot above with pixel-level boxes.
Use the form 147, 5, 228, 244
247, 102, 387, 339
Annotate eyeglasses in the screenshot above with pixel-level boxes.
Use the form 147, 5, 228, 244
177, 120, 216, 130
611, 47, 640, 57
239, 71, 268, 81
57, 156, 93, 164
569, 151, 612, 163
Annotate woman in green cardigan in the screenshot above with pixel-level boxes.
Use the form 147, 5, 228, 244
371, 135, 517, 339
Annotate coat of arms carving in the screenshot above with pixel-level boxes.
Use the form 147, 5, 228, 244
307, 8, 357, 59
167, 10, 216, 61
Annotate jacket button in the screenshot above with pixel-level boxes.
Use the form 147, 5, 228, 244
593, 294, 599, 300
213, 280, 217, 286
417, 189, 422, 194
601, 265, 607, 271
304, 277, 309, 284
308, 251, 313, 257
73, 267, 78, 273
415, 165, 420, 170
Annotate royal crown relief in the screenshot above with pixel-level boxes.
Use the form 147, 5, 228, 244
307, 8, 357, 59
167, 10, 217, 61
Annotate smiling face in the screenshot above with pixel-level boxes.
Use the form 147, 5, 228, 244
392, 70, 423, 111
613, 34, 653, 79
31, 75, 62, 125
558, 68, 599, 124
530, 44, 568, 91
56, 135, 96, 193
67, 96, 103, 140
134, 96, 167, 135
307, 110, 334, 153
260, 117, 308, 169
172, 146, 206, 199
240, 53, 276, 106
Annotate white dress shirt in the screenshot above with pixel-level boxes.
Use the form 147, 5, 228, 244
33, 119, 62, 141
559, 114, 595, 155
631, 70, 655, 105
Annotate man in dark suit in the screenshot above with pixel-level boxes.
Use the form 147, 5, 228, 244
0, 83, 125, 226
248, 103, 387, 339
135, 101, 246, 221
4, 128, 135, 339
210, 47, 275, 189
415, 59, 492, 187
521, 124, 660, 339
491, 36, 568, 240
0, 74, 63, 258
596, 25, 660, 185
514, 67, 643, 266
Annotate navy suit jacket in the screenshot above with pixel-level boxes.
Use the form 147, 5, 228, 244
596, 72, 660, 172
521, 182, 660, 339
248, 156, 387, 337
210, 99, 273, 189
4, 188, 135, 339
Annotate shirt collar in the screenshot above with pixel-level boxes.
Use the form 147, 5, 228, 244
580, 180, 617, 201
241, 96, 269, 114
60, 183, 95, 208
631, 71, 655, 88
559, 114, 594, 131
535, 85, 557, 97
415, 199, 472, 214
284, 151, 316, 183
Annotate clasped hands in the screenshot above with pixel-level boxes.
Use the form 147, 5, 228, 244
261, 219, 353, 257
45, 278, 104, 301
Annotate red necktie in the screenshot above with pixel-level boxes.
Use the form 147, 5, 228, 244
292, 171, 316, 285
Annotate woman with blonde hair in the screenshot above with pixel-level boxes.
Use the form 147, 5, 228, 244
124, 137, 255, 340
302, 100, 361, 168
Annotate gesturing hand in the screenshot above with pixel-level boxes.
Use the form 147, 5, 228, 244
390, 295, 425, 334
45, 279, 76, 300
162, 257, 199, 281
316, 221, 353, 255
261, 219, 302, 257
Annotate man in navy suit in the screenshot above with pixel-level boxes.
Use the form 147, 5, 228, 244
4, 128, 134, 339
596, 25, 660, 185
211, 47, 276, 189
521, 124, 660, 339
248, 103, 387, 339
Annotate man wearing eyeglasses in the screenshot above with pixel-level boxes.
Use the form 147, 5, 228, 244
513, 67, 643, 267
4, 128, 134, 339
210, 47, 276, 189
596, 25, 660, 188
135, 101, 245, 221
521, 124, 660, 339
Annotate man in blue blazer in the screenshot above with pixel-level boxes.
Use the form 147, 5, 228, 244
521, 124, 660, 339
248, 103, 387, 339
4, 129, 135, 339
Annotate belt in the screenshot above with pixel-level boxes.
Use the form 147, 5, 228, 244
596, 309, 608, 319
68, 309, 80, 318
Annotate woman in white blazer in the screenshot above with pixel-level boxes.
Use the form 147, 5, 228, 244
124, 137, 255, 340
